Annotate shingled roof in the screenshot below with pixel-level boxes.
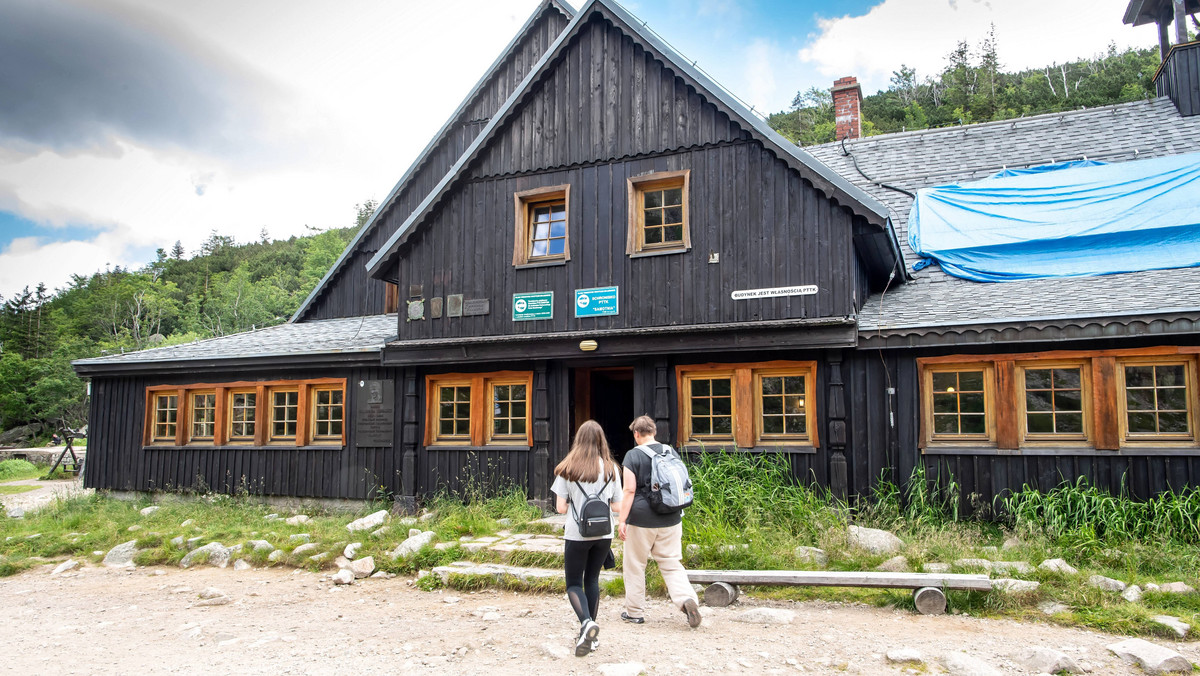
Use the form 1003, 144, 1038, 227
806, 97, 1200, 347
73, 314, 397, 375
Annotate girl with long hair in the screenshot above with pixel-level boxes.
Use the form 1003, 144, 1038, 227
552, 419, 622, 657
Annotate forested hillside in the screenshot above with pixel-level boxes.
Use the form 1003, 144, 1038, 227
769, 37, 1162, 146
0, 201, 373, 439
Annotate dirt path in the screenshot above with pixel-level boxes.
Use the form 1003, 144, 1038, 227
0, 477, 90, 514
1, 564, 1195, 675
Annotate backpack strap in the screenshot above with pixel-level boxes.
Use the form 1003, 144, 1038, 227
568, 477, 611, 524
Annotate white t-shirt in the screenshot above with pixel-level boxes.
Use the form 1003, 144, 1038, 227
551, 461, 622, 541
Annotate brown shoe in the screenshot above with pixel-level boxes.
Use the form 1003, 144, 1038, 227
683, 599, 702, 628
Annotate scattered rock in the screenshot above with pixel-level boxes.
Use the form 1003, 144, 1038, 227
1017, 647, 1080, 674
247, 539, 273, 553
1158, 581, 1196, 594
418, 511, 437, 522
980, 546, 998, 556
391, 531, 436, 559
793, 546, 828, 567
1038, 601, 1071, 615
496, 518, 512, 526
370, 526, 390, 539
1145, 582, 1161, 592
344, 542, 362, 559
1150, 615, 1190, 638
596, 663, 647, 676
731, 608, 795, 625
408, 528, 421, 538
170, 536, 185, 549
922, 562, 951, 573
284, 515, 310, 525
180, 543, 230, 569
1108, 638, 1192, 674
308, 552, 330, 564
264, 514, 280, 521
288, 534, 311, 543
346, 510, 388, 533
194, 596, 231, 607
51, 560, 79, 575
847, 526, 904, 555
180, 519, 194, 527
233, 559, 251, 571
139, 506, 159, 516
127, 525, 141, 532
267, 550, 285, 563
1088, 574, 1126, 592
942, 651, 1003, 676
102, 541, 139, 568
1122, 585, 1143, 603
540, 642, 569, 659
1038, 558, 1078, 575
186, 537, 202, 549
991, 561, 1033, 575
992, 578, 1040, 593
332, 569, 355, 585
953, 558, 992, 572
349, 556, 375, 579
885, 648, 923, 664
7, 508, 24, 519
876, 555, 909, 572
1001, 537, 1022, 550
291, 543, 319, 557
198, 587, 225, 600
685, 543, 701, 556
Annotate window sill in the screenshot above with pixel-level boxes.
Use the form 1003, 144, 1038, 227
425, 444, 533, 452
630, 246, 688, 259
922, 445, 1200, 456
143, 445, 345, 451
514, 259, 568, 270
679, 444, 817, 454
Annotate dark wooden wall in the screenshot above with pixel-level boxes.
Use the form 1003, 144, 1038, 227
299, 5, 571, 321
842, 341, 1200, 514
85, 365, 405, 499
1157, 41, 1199, 117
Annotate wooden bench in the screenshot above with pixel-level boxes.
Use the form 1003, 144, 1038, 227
686, 569, 993, 615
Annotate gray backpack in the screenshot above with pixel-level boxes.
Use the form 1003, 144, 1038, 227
637, 443, 694, 514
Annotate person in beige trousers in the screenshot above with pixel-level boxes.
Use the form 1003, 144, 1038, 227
616, 415, 701, 627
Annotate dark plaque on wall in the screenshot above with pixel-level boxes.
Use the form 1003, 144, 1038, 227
447, 294, 464, 317
355, 379, 394, 448
430, 297, 443, 318
462, 298, 490, 316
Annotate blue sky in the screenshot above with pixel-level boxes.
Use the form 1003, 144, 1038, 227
0, 0, 1158, 298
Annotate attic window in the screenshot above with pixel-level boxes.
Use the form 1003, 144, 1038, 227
513, 185, 570, 267
628, 170, 690, 256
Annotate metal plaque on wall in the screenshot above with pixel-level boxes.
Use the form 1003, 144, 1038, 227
462, 298, 490, 316
447, 294, 464, 317
430, 297, 443, 318
355, 379, 394, 448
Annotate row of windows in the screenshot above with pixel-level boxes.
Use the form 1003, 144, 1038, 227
145, 380, 345, 447
921, 353, 1198, 450
511, 170, 691, 267
425, 372, 534, 447
677, 361, 818, 449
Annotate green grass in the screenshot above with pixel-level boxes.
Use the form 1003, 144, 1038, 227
0, 485, 38, 495
0, 459, 43, 482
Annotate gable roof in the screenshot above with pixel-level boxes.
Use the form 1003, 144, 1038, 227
290, 0, 574, 322
364, 0, 897, 281
806, 97, 1200, 346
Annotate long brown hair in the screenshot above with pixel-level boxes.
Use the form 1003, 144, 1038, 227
554, 419, 617, 482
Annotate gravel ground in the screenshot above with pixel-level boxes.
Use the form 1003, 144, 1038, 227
1, 563, 1197, 675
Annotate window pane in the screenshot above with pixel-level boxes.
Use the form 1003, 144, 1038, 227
440, 402, 454, 419
644, 227, 663, 244
1157, 365, 1185, 387
934, 415, 958, 434
959, 393, 985, 414
761, 396, 781, 415
455, 402, 470, 419
1128, 412, 1157, 433
1056, 413, 1083, 434
1053, 391, 1081, 412
663, 187, 682, 206
960, 415, 986, 434
1026, 389, 1052, 412
550, 203, 565, 216
714, 416, 732, 434
784, 395, 804, 415
493, 419, 505, 435
712, 379, 731, 396
1159, 387, 1187, 411
440, 388, 454, 402
691, 417, 711, 435
1053, 368, 1081, 389
645, 190, 662, 208
550, 220, 566, 238
784, 415, 806, 435
693, 398, 710, 415
713, 397, 731, 416
644, 208, 662, 226
958, 371, 984, 391
763, 415, 783, 434
1024, 369, 1051, 390
664, 206, 682, 225
512, 419, 526, 435
784, 376, 803, 392
1160, 412, 1189, 433
1125, 366, 1154, 388
1126, 388, 1155, 411
511, 401, 526, 418
440, 419, 454, 435
548, 239, 565, 255
1027, 412, 1053, 433
664, 225, 683, 242
933, 393, 957, 413
692, 379, 710, 396
931, 372, 958, 392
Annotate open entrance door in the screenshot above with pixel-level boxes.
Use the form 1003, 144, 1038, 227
572, 367, 636, 463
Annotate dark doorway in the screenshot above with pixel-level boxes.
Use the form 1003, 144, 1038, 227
572, 368, 636, 463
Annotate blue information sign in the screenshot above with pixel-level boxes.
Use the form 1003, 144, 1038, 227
574, 286, 619, 318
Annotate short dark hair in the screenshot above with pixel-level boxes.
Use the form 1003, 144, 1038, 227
629, 415, 656, 436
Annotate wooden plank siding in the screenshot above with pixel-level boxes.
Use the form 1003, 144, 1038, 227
299, 7, 571, 322
84, 367, 405, 499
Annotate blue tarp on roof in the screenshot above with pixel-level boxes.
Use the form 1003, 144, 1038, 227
908, 152, 1200, 282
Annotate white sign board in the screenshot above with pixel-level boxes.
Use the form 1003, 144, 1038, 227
731, 285, 818, 300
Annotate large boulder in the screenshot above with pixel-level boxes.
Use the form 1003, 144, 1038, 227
346, 510, 388, 533
1108, 638, 1192, 674
102, 540, 139, 568
846, 526, 904, 555
0, 423, 42, 446
180, 542, 231, 569
390, 531, 435, 559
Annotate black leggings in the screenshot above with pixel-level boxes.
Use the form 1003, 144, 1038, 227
563, 537, 611, 623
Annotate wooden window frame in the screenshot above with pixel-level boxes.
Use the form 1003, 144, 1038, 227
268, 387, 301, 444
920, 346, 1200, 454
143, 379, 345, 448
151, 392, 180, 444
512, 185, 571, 267
227, 388, 258, 445
424, 371, 534, 447
188, 390, 218, 445
676, 361, 819, 450
920, 363, 997, 448
310, 385, 345, 445
1116, 356, 1198, 446
1016, 360, 1091, 446
627, 170, 690, 256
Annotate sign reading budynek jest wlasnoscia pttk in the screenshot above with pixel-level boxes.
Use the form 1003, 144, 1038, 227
730, 285, 818, 300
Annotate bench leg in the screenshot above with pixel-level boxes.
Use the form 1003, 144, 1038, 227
703, 582, 739, 607
912, 586, 946, 615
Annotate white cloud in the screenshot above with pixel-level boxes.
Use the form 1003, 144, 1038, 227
798, 0, 1159, 94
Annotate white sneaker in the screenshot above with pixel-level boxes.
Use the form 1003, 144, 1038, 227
575, 620, 600, 657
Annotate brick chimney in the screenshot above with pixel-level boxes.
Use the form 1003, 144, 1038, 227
831, 76, 863, 140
